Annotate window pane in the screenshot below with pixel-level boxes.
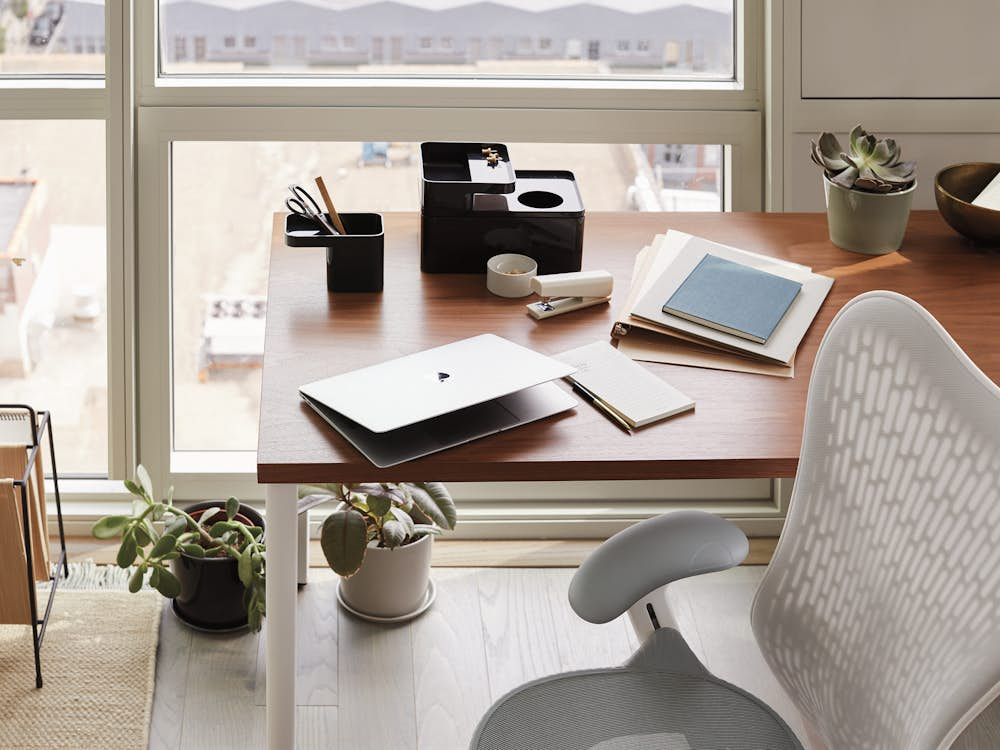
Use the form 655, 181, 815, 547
0, 120, 107, 474
171, 141, 722, 452
0, 1, 105, 77
159, 1, 734, 79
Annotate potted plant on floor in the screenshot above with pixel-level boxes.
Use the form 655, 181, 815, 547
811, 124, 917, 255
92, 465, 267, 632
299, 482, 456, 621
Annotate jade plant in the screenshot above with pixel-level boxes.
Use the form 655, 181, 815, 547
811, 125, 915, 193
92, 465, 267, 632
298, 482, 456, 576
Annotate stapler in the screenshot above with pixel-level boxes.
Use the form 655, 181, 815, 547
526, 270, 614, 319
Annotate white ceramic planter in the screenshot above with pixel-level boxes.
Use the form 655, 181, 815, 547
824, 176, 916, 255
339, 533, 433, 619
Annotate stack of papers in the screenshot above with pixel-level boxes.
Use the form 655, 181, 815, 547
613, 231, 835, 377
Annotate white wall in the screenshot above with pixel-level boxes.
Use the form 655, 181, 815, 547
778, 1, 1000, 212
801, 0, 1000, 99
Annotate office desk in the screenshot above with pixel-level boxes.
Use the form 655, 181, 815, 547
257, 210, 1000, 748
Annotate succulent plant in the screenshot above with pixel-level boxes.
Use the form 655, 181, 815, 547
811, 125, 915, 193
92, 465, 267, 632
299, 482, 456, 577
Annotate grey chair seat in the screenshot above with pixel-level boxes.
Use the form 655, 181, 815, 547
473, 636, 802, 750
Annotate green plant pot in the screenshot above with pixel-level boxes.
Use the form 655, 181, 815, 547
823, 176, 916, 255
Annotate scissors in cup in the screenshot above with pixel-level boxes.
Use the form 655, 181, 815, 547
286, 184, 339, 236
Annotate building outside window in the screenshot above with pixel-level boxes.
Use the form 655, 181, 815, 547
663, 40, 680, 66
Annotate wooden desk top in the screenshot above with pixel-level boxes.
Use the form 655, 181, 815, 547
257, 211, 1000, 483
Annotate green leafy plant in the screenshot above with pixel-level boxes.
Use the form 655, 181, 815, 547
0, 26, 7, 55
811, 124, 916, 193
91, 465, 267, 632
11, 1, 27, 20
299, 483, 456, 577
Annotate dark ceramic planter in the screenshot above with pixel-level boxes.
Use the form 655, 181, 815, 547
170, 500, 264, 632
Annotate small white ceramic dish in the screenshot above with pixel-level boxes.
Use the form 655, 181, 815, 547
486, 253, 538, 298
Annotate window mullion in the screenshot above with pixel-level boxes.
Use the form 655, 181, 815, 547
106, 0, 137, 480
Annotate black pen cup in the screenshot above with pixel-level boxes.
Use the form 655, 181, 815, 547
285, 212, 384, 293
325, 213, 384, 292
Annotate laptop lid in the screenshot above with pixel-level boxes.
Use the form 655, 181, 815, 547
298, 334, 575, 433
301, 381, 577, 468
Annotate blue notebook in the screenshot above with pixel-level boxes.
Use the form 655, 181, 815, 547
662, 254, 802, 344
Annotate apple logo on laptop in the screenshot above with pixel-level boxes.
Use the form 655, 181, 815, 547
437, 372, 450, 382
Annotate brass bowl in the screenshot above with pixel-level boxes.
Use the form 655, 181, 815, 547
935, 162, 1000, 245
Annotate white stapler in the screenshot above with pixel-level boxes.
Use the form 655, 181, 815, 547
526, 270, 614, 320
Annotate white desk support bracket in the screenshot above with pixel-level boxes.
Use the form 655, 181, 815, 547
297, 512, 309, 585
526, 270, 614, 320
296, 493, 329, 586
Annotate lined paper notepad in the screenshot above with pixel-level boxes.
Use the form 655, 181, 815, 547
555, 341, 694, 428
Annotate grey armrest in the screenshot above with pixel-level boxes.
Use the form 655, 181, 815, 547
568, 510, 749, 624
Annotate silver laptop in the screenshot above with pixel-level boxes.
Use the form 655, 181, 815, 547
299, 334, 578, 467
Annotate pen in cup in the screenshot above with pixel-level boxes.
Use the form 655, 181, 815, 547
314, 175, 349, 236
569, 380, 632, 435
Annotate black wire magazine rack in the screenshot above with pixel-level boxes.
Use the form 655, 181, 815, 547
1, 405, 68, 688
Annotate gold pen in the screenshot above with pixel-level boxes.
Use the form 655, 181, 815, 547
570, 380, 632, 435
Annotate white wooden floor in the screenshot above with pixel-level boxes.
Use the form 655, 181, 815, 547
146, 565, 1000, 750
148, 566, 773, 750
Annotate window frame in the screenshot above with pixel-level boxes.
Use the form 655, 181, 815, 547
136, 1, 761, 111
134, 0, 768, 530
0, 1, 134, 484
1, 0, 784, 536
136, 106, 762, 498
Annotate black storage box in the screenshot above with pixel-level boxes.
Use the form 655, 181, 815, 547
419, 142, 585, 274
285, 212, 384, 292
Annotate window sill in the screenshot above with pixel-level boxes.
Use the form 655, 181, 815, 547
154, 75, 740, 90
0, 78, 104, 88
139, 76, 757, 110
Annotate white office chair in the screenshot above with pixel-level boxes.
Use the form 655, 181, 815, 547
472, 291, 1000, 750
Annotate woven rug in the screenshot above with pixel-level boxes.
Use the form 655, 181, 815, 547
0, 588, 161, 750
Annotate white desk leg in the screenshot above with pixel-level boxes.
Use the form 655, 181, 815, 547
265, 483, 297, 750
297, 510, 310, 585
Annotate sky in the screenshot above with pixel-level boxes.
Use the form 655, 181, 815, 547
161, 0, 734, 13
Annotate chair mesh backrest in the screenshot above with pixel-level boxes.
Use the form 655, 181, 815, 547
751, 291, 1000, 750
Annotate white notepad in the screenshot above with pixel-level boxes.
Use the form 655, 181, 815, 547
555, 341, 695, 428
